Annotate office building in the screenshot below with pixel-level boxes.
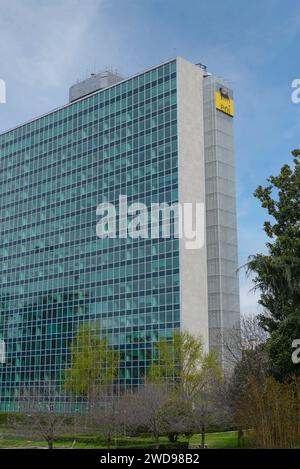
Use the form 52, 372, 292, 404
0, 57, 239, 410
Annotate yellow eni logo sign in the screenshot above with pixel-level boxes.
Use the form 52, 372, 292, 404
215, 87, 234, 117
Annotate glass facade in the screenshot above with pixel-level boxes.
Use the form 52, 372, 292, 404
0, 60, 180, 410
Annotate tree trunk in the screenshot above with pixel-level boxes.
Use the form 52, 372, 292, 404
48, 440, 53, 450
201, 425, 205, 448
237, 429, 244, 448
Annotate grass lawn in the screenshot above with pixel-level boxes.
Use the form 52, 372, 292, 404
0, 430, 254, 449
193, 431, 253, 449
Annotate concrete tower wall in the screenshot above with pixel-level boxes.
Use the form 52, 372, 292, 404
177, 57, 209, 352
203, 75, 240, 359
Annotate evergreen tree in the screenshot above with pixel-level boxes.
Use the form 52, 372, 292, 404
247, 150, 300, 380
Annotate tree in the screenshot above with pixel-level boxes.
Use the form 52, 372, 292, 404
158, 396, 196, 443
10, 384, 72, 449
237, 375, 300, 448
220, 315, 269, 447
117, 391, 142, 437
134, 383, 170, 447
88, 394, 120, 448
192, 352, 222, 447
148, 331, 221, 446
149, 330, 221, 400
64, 322, 120, 405
222, 314, 269, 379
247, 150, 300, 380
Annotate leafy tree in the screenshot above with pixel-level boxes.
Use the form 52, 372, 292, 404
148, 330, 221, 399
148, 331, 221, 445
64, 323, 119, 403
247, 150, 300, 380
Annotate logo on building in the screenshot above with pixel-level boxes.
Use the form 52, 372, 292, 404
0, 79, 6, 104
215, 86, 234, 117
